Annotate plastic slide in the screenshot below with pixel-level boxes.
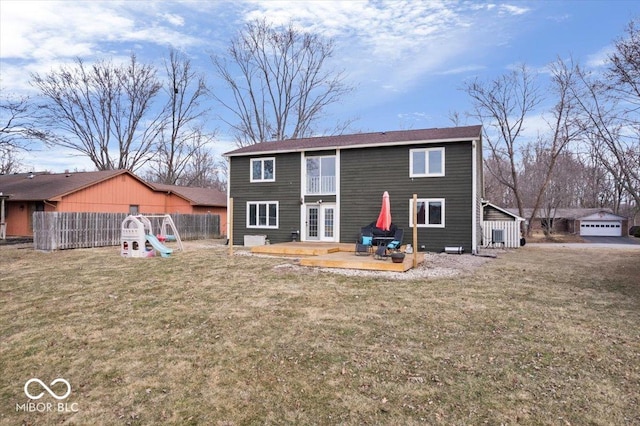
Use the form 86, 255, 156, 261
145, 234, 173, 258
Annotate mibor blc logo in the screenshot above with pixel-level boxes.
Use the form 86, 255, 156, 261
16, 378, 79, 413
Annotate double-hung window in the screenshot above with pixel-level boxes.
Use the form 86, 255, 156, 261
247, 201, 278, 228
250, 157, 275, 182
410, 147, 445, 177
409, 198, 445, 228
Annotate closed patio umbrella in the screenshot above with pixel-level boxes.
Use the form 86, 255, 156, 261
376, 191, 392, 231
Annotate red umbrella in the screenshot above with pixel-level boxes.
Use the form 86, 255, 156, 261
376, 191, 392, 231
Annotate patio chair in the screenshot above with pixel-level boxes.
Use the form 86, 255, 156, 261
374, 228, 403, 260
386, 228, 404, 253
355, 230, 374, 256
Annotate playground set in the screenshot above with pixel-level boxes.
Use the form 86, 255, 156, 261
121, 214, 183, 258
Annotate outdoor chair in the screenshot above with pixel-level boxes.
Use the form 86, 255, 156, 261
386, 228, 404, 252
374, 228, 404, 260
355, 230, 374, 256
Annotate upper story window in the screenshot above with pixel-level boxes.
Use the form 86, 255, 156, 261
250, 157, 275, 182
410, 147, 445, 177
306, 156, 336, 194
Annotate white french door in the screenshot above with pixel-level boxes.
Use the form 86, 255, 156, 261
306, 204, 336, 241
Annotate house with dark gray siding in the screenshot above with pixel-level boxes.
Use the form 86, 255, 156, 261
224, 125, 484, 253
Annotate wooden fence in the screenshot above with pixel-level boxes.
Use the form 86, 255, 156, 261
33, 212, 221, 251
482, 220, 523, 248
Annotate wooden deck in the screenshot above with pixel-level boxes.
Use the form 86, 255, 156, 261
250, 242, 421, 272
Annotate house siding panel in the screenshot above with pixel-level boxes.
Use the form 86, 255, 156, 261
484, 205, 515, 221
229, 153, 302, 244
58, 175, 167, 213
340, 141, 474, 252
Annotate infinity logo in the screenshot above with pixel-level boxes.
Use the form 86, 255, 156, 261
24, 378, 71, 400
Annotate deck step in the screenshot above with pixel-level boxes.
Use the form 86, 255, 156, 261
248, 242, 420, 272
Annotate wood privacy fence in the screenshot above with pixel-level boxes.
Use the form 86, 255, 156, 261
33, 212, 221, 251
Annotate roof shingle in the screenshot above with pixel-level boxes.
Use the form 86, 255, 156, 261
0, 170, 226, 207
224, 125, 482, 156
150, 183, 226, 207
0, 170, 127, 201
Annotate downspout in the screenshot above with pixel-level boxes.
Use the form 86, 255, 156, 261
335, 149, 340, 243
226, 156, 231, 244
299, 152, 305, 242
471, 139, 478, 254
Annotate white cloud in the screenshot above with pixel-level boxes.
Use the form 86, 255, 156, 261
1, 1, 135, 60
0, 0, 542, 169
21, 146, 97, 173
438, 65, 487, 75
0, 0, 210, 94
499, 4, 530, 16
239, 0, 531, 101
161, 13, 185, 26
585, 46, 614, 69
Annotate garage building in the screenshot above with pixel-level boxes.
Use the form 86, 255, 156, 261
578, 211, 628, 237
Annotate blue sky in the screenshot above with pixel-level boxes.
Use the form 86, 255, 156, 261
1, 0, 638, 173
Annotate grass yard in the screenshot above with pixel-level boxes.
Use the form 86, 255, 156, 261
1, 242, 639, 425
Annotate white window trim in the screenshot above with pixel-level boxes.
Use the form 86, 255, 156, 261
409, 147, 445, 177
409, 198, 445, 228
305, 155, 337, 195
250, 157, 276, 182
246, 201, 279, 229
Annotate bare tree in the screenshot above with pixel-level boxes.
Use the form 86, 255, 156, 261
523, 150, 583, 235
572, 19, 640, 215
523, 58, 582, 232
212, 19, 354, 146
0, 95, 47, 171
1, 96, 33, 150
463, 64, 542, 231
31, 54, 163, 171
180, 147, 227, 191
0, 148, 22, 174
146, 49, 216, 184
464, 60, 581, 235
483, 155, 516, 207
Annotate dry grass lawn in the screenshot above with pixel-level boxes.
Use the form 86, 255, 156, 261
525, 230, 586, 243
1, 242, 639, 425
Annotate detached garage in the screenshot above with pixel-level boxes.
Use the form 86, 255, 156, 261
578, 211, 628, 237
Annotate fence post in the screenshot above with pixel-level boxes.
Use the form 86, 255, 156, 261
412, 194, 418, 268
50, 212, 58, 251
228, 198, 234, 256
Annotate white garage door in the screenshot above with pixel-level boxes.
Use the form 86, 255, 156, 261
580, 221, 622, 236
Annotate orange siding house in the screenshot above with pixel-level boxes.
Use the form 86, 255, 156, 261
0, 170, 226, 237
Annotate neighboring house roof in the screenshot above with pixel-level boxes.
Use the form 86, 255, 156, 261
224, 125, 483, 157
482, 201, 525, 220
150, 183, 226, 207
0, 170, 140, 201
0, 170, 227, 207
578, 211, 627, 221
507, 207, 614, 220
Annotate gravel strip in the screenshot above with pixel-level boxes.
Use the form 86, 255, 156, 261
239, 250, 497, 280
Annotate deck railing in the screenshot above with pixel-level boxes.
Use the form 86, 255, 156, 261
306, 175, 335, 194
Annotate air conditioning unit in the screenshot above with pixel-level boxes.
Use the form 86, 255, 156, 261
492, 229, 505, 244
244, 235, 267, 246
